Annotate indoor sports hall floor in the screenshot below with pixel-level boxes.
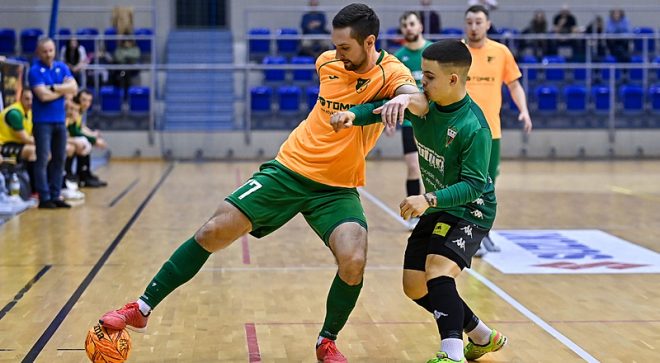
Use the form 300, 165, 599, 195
1, 160, 659, 362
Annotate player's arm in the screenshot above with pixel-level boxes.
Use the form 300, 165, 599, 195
32, 85, 62, 102
400, 128, 492, 219
507, 79, 533, 133
375, 84, 428, 128
55, 77, 79, 95
5, 110, 34, 144
329, 100, 387, 132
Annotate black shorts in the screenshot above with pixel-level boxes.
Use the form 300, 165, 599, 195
1, 142, 25, 160
404, 212, 489, 270
401, 125, 418, 155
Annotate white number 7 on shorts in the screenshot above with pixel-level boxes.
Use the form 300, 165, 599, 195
237, 179, 263, 200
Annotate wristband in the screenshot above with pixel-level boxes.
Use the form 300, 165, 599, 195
50, 85, 55, 92
424, 192, 437, 208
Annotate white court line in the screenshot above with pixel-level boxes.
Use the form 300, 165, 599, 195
360, 187, 600, 363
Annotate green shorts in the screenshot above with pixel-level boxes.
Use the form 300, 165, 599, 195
225, 160, 367, 245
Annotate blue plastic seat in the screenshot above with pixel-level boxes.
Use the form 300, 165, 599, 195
76, 27, 99, 54
564, 85, 587, 113
619, 85, 644, 113
128, 86, 150, 113
250, 86, 272, 113
248, 28, 270, 59
592, 85, 611, 113
520, 55, 538, 82
653, 56, 660, 81
291, 56, 315, 83
263, 55, 286, 83
629, 55, 644, 81
104, 27, 117, 53
535, 85, 559, 112
20, 28, 43, 54
0, 28, 16, 55
134, 28, 153, 54
386, 27, 402, 50
441, 28, 463, 36
306, 86, 319, 110
100, 86, 122, 113
56, 28, 71, 51
600, 55, 622, 81
276, 27, 298, 55
633, 27, 655, 54
278, 85, 301, 113
542, 55, 565, 82
650, 84, 660, 113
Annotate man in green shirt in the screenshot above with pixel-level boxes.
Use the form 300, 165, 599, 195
330, 40, 506, 363
393, 11, 433, 230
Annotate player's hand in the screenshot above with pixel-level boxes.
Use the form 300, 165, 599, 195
384, 124, 395, 137
518, 110, 533, 134
330, 111, 356, 132
399, 195, 429, 220
374, 94, 410, 128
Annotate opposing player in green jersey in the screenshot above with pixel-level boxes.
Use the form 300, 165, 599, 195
330, 40, 507, 363
393, 11, 433, 230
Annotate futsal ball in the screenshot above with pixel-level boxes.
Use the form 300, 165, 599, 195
85, 323, 131, 363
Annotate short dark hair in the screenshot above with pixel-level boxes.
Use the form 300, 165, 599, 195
465, 5, 489, 19
332, 3, 380, 44
399, 11, 421, 24
73, 89, 93, 104
422, 40, 472, 77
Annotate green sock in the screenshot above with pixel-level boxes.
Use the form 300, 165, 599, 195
319, 273, 363, 340
140, 236, 211, 309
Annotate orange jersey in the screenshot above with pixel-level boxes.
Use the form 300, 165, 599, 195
276, 50, 415, 187
465, 39, 521, 139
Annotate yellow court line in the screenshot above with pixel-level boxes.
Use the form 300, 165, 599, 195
610, 185, 660, 202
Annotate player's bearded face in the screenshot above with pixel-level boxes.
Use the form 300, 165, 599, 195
332, 27, 370, 71
401, 16, 422, 43
465, 12, 490, 42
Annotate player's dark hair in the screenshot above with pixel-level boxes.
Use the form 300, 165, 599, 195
72, 89, 93, 104
399, 11, 421, 24
465, 5, 489, 19
422, 39, 472, 75
332, 3, 380, 44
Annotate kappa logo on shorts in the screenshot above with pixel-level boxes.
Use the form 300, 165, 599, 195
433, 310, 448, 320
473, 198, 484, 206
471, 210, 484, 219
461, 225, 473, 238
453, 237, 466, 251
433, 222, 451, 237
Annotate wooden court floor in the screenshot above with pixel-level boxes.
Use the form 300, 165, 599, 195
0, 159, 658, 362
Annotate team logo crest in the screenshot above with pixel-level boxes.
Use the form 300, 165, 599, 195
355, 78, 371, 93
446, 127, 457, 146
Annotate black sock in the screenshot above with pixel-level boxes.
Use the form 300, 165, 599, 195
406, 179, 421, 196
414, 293, 479, 331
426, 276, 463, 340
65, 156, 73, 178
413, 295, 433, 313
26, 161, 36, 192
462, 298, 480, 332
77, 154, 90, 177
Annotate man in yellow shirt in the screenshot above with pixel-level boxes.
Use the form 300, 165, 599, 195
0, 89, 37, 192
99, 4, 419, 362
464, 5, 532, 255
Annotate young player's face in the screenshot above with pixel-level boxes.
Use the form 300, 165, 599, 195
464, 11, 490, 42
79, 93, 93, 112
21, 90, 33, 110
400, 14, 423, 43
331, 27, 371, 72
66, 102, 80, 119
421, 58, 459, 104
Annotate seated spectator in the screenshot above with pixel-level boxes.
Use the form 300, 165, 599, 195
585, 15, 607, 60
67, 91, 107, 188
113, 35, 141, 98
299, 0, 332, 57
606, 8, 631, 62
522, 10, 549, 58
0, 89, 37, 193
60, 37, 88, 85
552, 5, 579, 58
419, 0, 441, 35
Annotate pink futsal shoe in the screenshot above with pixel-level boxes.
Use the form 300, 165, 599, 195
99, 302, 149, 332
316, 337, 348, 363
